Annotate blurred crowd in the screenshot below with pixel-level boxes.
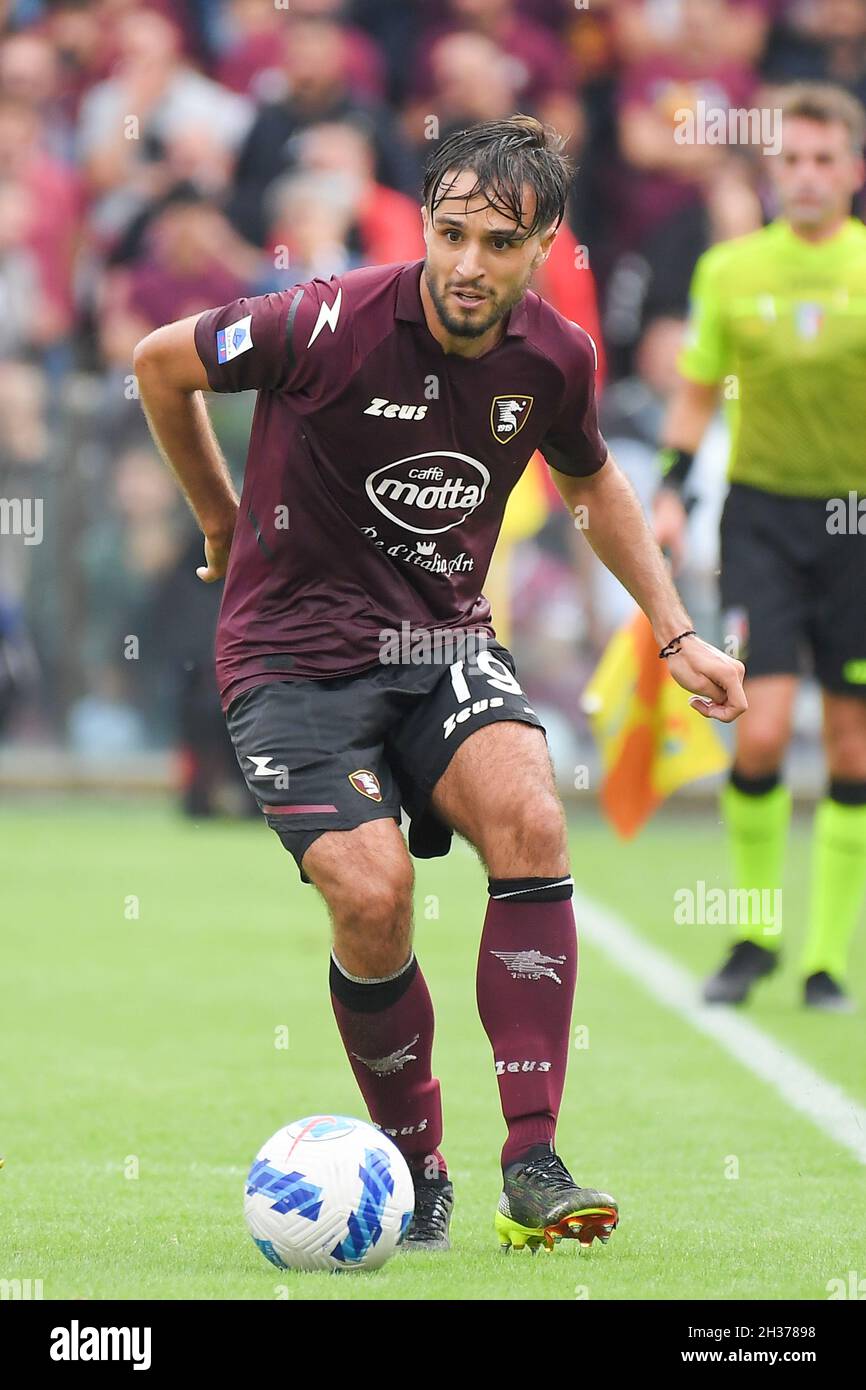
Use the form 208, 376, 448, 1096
1, 0, 864, 790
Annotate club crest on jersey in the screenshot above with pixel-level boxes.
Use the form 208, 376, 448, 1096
490, 394, 533, 442
216, 315, 253, 363
794, 302, 824, 341
348, 768, 382, 802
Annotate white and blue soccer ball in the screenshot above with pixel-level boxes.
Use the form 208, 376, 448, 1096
244, 1115, 415, 1272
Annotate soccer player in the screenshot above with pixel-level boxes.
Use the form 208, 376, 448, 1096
655, 83, 866, 1011
135, 116, 745, 1252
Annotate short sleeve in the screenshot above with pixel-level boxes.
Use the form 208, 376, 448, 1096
677, 251, 729, 385
193, 277, 351, 396
540, 328, 609, 478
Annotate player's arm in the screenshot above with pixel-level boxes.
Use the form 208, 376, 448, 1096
654, 377, 720, 571
553, 455, 746, 723
654, 248, 728, 569
133, 314, 239, 583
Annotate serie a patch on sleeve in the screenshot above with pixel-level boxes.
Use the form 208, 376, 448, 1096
217, 315, 254, 364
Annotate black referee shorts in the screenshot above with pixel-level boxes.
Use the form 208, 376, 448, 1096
720, 482, 866, 694
224, 637, 545, 881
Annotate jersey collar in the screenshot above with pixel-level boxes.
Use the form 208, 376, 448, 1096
778, 215, 859, 251
396, 259, 529, 338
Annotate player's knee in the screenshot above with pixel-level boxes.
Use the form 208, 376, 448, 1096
485, 790, 568, 876
338, 862, 414, 939
736, 725, 788, 777
825, 725, 866, 779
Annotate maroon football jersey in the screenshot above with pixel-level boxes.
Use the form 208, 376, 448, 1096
194, 259, 608, 708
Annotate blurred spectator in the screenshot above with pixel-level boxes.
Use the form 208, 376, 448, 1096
98, 186, 255, 369
613, 0, 772, 68
0, 360, 46, 734
408, 31, 526, 145
290, 120, 424, 265
36, 0, 115, 132
226, 15, 419, 246
78, 9, 251, 244
764, 0, 866, 107
0, 97, 80, 347
106, 122, 254, 271
70, 436, 189, 750
0, 31, 73, 158
407, 0, 583, 144
263, 170, 360, 283
606, 0, 764, 354
349, 0, 421, 104
67, 665, 147, 756
216, 0, 387, 104
0, 181, 42, 356
617, 0, 760, 247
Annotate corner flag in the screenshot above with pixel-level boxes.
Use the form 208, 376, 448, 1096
583, 609, 729, 838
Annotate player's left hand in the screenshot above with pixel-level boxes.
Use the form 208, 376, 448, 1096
664, 635, 747, 723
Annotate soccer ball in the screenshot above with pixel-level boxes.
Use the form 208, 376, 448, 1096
244, 1115, 415, 1272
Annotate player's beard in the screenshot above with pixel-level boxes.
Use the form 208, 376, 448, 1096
424, 264, 530, 340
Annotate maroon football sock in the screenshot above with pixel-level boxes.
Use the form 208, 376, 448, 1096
476, 876, 578, 1171
329, 951, 446, 1176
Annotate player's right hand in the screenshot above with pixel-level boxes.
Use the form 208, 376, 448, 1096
653, 488, 688, 573
196, 532, 232, 583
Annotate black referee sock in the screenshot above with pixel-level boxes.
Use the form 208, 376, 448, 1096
729, 768, 781, 797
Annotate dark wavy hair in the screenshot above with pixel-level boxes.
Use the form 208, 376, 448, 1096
422, 115, 572, 240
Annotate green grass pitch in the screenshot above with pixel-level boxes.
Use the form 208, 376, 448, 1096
3, 801, 865, 1300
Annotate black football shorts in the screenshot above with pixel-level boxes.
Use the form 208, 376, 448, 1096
720, 482, 866, 694
224, 636, 545, 880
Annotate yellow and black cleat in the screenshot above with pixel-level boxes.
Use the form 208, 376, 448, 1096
495, 1147, 618, 1253
496, 1205, 618, 1253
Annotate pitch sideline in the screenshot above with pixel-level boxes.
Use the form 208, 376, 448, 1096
573, 888, 866, 1166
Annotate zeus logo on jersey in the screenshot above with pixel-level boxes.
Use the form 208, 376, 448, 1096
216, 315, 253, 363
364, 398, 429, 420
366, 450, 490, 536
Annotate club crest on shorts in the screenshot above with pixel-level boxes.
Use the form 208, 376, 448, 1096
348, 768, 382, 802
490, 394, 533, 443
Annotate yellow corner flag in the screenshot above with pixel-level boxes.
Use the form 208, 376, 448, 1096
583, 609, 729, 838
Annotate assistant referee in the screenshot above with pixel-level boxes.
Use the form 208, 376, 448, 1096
656, 82, 866, 1010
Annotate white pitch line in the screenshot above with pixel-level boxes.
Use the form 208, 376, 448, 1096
572, 888, 866, 1166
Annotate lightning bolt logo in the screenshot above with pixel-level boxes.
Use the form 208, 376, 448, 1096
307, 287, 342, 347
247, 755, 282, 778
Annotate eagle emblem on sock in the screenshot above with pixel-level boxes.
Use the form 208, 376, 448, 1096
490, 949, 566, 985
352, 1034, 420, 1074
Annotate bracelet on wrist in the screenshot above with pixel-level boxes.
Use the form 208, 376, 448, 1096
658, 629, 697, 659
